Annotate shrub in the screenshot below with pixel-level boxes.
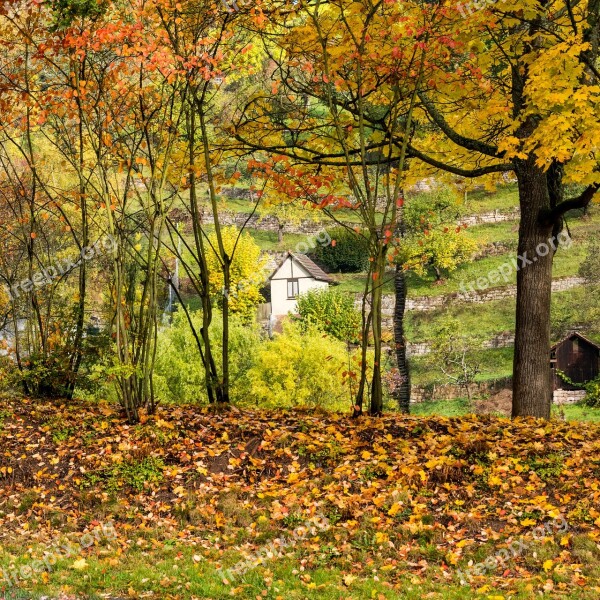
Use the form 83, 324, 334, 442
557, 369, 600, 408
246, 321, 353, 410
206, 226, 268, 321
153, 309, 261, 404
404, 187, 464, 232
579, 236, 600, 283
309, 228, 369, 273
399, 227, 478, 280
585, 377, 600, 408
296, 288, 361, 342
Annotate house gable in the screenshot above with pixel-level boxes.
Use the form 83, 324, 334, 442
270, 254, 312, 281
267, 252, 332, 317
268, 252, 334, 283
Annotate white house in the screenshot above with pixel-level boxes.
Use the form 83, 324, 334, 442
268, 252, 334, 317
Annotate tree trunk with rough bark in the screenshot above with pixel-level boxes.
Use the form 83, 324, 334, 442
512, 158, 555, 418
393, 264, 411, 413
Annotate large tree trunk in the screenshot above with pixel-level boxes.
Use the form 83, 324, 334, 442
512, 158, 554, 418
393, 264, 411, 413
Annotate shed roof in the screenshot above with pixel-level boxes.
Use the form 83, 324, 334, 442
550, 331, 600, 352
269, 252, 335, 283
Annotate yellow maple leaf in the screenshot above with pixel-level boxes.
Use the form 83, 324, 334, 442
388, 502, 402, 516
72, 558, 88, 570
375, 531, 389, 543
543, 559, 554, 572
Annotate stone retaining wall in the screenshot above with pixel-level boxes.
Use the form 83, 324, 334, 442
411, 377, 512, 403
553, 389, 586, 405
405, 332, 515, 357
358, 276, 585, 315
461, 208, 520, 226
203, 207, 521, 236
173, 185, 521, 237
410, 384, 586, 405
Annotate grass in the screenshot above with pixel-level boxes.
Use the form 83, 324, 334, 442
464, 219, 519, 244
406, 297, 516, 342
411, 396, 600, 423
5, 544, 596, 599
331, 203, 598, 298
4, 398, 600, 599
409, 347, 514, 386
406, 286, 599, 344
462, 181, 519, 212
246, 229, 309, 252
332, 236, 587, 298
3, 489, 600, 599
411, 397, 472, 417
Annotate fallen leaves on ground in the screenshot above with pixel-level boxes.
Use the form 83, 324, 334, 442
0, 395, 599, 598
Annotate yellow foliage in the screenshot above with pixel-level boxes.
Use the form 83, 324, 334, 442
206, 226, 268, 321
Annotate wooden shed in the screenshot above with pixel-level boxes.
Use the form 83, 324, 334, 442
550, 332, 600, 391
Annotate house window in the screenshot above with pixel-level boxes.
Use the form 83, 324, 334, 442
287, 279, 299, 299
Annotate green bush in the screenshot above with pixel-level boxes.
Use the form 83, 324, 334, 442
309, 228, 369, 273
404, 187, 464, 232
246, 321, 354, 410
153, 309, 261, 405
296, 288, 361, 342
585, 377, 600, 407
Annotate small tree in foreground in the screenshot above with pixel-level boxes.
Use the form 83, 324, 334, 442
428, 319, 482, 402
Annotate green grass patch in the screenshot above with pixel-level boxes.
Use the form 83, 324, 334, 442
409, 347, 514, 387
462, 182, 519, 212
5, 535, 600, 599
81, 456, 165, 493
411, 397, 473, 417
410, 397, 600, 424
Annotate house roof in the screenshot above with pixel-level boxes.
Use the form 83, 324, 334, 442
269, 252, 335, 283
550, 331, 600, 352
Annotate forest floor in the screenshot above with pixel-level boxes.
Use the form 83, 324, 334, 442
0, 396, 599, 599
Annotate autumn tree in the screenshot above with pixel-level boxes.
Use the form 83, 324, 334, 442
234, 0, 442, 415
205, 226, 267, 322
398, 189, 478, 281
403, 0, 600, 418
151, 0, 272, 404
0, 3, 98, 397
